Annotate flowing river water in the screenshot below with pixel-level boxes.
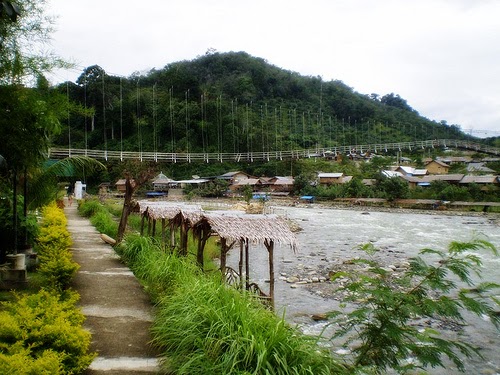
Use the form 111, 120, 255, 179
221, 204, 500, 374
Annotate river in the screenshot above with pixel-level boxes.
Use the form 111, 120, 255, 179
223, 205, 500, 374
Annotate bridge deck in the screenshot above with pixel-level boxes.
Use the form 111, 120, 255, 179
48, 139, 499, 162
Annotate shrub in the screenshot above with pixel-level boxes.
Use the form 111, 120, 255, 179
35, 203, 78, 292
0, 290, 95, 374
37, 204, 72, 251
37, 253, 79, 293
0, 347, 64, 374
328, 238, 499, 373
90, 211, 118, 238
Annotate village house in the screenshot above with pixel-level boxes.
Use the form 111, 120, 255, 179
459, 175, 499, 187
115, 178, 136, 194
217, 171, 253, 184
466, 163, 495, 174
418, 174, 465, 186
425, 160, 450, 175
228, 178, 261, 192
98, 182, 111, 196
395, 166, 428, 177
318, 172, 344, 185
152, 172, 172, 191
268, 176, 294, 193
436, 156, 472, 165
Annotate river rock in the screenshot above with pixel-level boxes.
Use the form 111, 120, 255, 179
311, 313, 328, 321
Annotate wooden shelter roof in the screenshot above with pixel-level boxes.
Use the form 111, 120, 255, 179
137, 201, 203, 222
136, 201, 297, 249
199, 214, 297, 250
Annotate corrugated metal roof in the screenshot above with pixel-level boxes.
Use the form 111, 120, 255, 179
318, 172, 343, 178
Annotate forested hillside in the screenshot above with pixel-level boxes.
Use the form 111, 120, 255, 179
55, 51, 472, 154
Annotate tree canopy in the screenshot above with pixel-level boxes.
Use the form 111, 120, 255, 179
54, 51, 475, 156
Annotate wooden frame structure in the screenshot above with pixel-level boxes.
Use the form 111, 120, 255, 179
136, 201, 297, 309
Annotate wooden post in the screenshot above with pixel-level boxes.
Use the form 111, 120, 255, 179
179, 220, 189, 256
265, 239, 275, 311
196, 226, 209, 269
220, 238, 227, 277
245, 238, 250, 289
161, 218, 166, 250
170, 222, 176, 250
239, 240, 244, 289
140, 213, 146, 236
152, 218, 157, 237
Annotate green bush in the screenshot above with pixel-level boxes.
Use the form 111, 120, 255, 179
79, 199, 118, 238
35, 203, 79, 292
0, 347, 64, 374
36, 204, 72, 251
37, 253, 79, 293
0, 290, 95, 374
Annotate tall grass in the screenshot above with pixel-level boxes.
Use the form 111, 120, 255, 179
118, 235, 345, 374
151, 273, 343, 374
78, 199, 118, 238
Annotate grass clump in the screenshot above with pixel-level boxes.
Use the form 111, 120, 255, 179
78, 198, 118, 238
119, 235, 345, 374
153, 276, 342, 374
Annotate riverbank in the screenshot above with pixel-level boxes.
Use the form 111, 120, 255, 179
227, 204, 500, 375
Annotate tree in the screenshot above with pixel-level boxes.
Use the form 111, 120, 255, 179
380, 93, 416, 113
0, 0, 91, 261
0, 0, 67, 84
115, 161, 156, 244
378, 176, 409, 201
328, 238, 499, 373
0, 1, 20, 22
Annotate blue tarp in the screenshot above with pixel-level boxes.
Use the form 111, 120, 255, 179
252, 193, 270, 201
299, 195, 315, 202
145, 191, 167, 197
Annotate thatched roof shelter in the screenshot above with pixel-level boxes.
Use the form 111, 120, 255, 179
135, 201, 297, 309
198, 214, 297, 250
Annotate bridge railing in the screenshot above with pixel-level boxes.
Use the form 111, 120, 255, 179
48, 139, 499, 162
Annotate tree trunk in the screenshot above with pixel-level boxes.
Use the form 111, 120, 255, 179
116, 177, 134, 244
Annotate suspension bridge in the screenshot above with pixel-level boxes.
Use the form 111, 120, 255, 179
48, 139, 499, 163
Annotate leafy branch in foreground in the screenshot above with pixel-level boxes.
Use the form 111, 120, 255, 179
328, 238, 499, 374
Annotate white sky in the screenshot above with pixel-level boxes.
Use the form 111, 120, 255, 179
46, 0, 500, 137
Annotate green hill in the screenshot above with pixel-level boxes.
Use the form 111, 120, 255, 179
55, 51, 471, 154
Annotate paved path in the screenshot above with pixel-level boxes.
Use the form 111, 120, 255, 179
64, 201, 163, 374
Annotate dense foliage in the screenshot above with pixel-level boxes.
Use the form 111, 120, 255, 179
329, 239, 499, 373
0, 290, 95, 374
35, 203, 79, 292
55, 52, 477, 156
0, 202, 95, 374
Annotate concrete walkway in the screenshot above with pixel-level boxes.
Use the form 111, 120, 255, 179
64, 202, 163, 374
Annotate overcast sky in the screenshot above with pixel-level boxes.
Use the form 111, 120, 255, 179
46, 0, 500, 137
